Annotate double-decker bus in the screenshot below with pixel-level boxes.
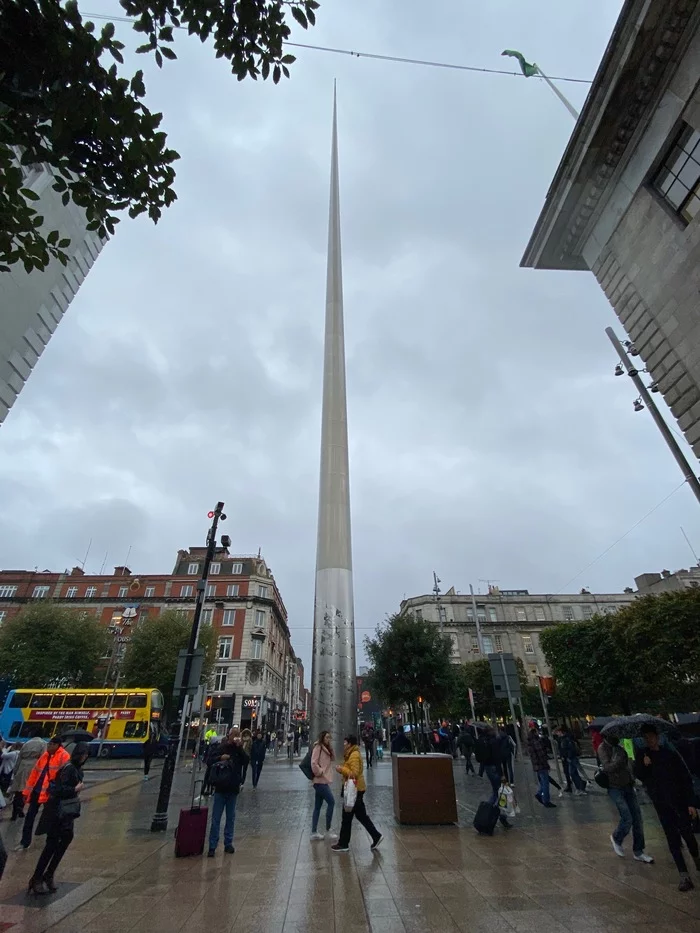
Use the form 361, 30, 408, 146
0, 687, 165, 758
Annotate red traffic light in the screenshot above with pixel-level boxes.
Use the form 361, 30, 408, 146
207, 511, 215, 518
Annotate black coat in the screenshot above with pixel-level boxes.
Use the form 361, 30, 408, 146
251, 738, 266, 762
391, 732, 411, 754
41, 761, 83, 832
209, 741, 249, 793
634, 745, 694, 810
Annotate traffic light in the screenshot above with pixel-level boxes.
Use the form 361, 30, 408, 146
205, 697, 212, 712
252, 711, 257, 720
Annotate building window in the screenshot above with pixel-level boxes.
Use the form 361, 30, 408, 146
255, 609, 266, 629
214, 666, 227, 692
188, 563, 198, 575
231, 562, 243, 574
494, 634, 503, 652
180, 584, 193, 598
32, 585, 50, 598
217, 637, 232, 660
209, 563, 220, 575
534, 607, 546, 622
522, 635, 535, 655
488, 607, 497, 623
516, 608, 527, 622
251, 637, 263, 660
85, 586, 97, 598
415, 609, 423, 620
0, 610, 6, 625
0, 585, 17, 599
226, 584, 239, 597
481, 635, 493, 654
223, 609, 236, 626
145, 586, 155, 597
653, 123, 700, 224
118, 586, 128, 599
582, 605, 593, 619
258, 584, 269, 598
563, 606, 575, 622
202, 608, 213, 624
206, 584, 217, 598
470, 635, 480, 653
66, 586, 78, 598
467, 609, 486, 623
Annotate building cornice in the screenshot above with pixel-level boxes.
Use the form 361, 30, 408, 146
521, 0, 700, 271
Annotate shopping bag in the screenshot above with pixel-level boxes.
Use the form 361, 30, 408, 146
343, 778, 357, 812
497, 783, 517, 819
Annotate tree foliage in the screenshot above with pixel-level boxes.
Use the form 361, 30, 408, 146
0, 0, 320, 272
120, 610, 215, 716
0, 601, 108, 687
540, 589, 700, 715
448, 657, 536, 720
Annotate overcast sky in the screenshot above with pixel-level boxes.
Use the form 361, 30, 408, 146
2, 0, 699, 676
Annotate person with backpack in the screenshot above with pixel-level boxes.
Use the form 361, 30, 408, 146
310, 730, 336, 841
599, 733, 653, 865
207, 727, 248, 857
27, 741, 89, 895
458, 728, 476, 775
559, 728, 587, 795
363, 725, 375, 769
250, 730, 266, 789
528, 724, 556, 809
474, 726, 512, 831
17, 735, 70, 851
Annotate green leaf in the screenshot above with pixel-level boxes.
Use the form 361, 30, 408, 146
21, 188, 40, 201
47, 230, 59, 245
281, 55, 296, 65
101, 21, 116, 41
155, 50, 163, 68
273, 64, 281, 84
161, 47, 176, 61
291, 7, 309, 29
58, 239, 71, 248
61, 191, 70, 206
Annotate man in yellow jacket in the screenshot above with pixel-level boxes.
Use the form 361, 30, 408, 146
17, 736, 70, 851
331, 734, 382, 852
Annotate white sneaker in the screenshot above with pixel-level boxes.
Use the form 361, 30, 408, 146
611, 835, 625, 858
574, 789, 587, 796
310, 832, 325, 841
328, 832, 338, 840
634, 852, 654, 864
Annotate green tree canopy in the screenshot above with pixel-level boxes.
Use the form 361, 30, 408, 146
540, 589, 700, 715
448, 657, 535, 721
0, 0, 320, 272
120, 610, 215, 717
0, 601, 108, 687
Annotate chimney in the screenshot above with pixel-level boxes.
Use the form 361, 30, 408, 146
70, 566, 85, 576
113, 566, 132, 577
661, 570, 672, 578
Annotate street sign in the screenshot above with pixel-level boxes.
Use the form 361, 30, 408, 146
174, 648, 205, 696
487, 653, 521, 701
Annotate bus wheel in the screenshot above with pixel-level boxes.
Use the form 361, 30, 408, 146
99, 746, 111, 759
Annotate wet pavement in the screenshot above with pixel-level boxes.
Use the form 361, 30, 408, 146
2, 756, 700, 933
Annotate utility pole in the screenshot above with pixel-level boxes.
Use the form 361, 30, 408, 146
151, 502, 229, 833
432, 572, 447, 632
606, 327, 700, 506
469, 584, 484, 654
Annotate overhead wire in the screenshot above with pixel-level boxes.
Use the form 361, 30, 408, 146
84, 12, 592, 85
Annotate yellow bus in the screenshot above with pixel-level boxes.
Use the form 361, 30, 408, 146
0, 687, 165, 758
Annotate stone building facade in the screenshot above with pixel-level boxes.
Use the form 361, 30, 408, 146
400, 585, 637, 681
522, 0, 700, 456
0, 165, 105, 423
0, 547, 305, 731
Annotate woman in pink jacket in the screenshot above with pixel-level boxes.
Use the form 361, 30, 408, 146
310, 730, 337, 841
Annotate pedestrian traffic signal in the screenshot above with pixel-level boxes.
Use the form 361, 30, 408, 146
205, 697, 212, 711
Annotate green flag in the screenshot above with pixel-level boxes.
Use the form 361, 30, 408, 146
502, 50, 539, 78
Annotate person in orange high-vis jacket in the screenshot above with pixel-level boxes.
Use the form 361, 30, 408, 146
17, 736, 70, 851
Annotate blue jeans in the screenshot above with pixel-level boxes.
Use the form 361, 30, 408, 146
568, 757, 586, 791
312, 783, 335, 833
536, 770, 551, 804
484, 765, 501, 805
209, 791, 238, 851
608, 785, 645, 855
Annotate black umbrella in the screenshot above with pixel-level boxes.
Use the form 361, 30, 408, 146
601, 714, 679, 740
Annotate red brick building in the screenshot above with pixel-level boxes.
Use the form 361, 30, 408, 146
0, 547, 307, 731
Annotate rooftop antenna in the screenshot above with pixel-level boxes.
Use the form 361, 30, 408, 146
76, 538, 92, 571
479, 578, 500, 594
680, 526, 700, 566
99, 551, 108, 575
257, 547, 261, 559
123, 545, 132, 570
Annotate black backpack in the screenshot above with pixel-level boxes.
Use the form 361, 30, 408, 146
474, 736, 491, 765
210, 758, 235, 789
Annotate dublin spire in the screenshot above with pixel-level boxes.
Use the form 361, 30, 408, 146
311, 87, 356, 745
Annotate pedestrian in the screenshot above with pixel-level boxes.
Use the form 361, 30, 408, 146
458, 728, 476, 775
528, 724, 556, 809
598, 733, 654, 864
26, 741, 89, 896
16, 735, 70, 851
207, 727, 248, 857
202, 734, 220, 796
498, 728, 515, 785
474, 726, 513, 829
591, 728, 604, 764
240, 728, 253, 788
7, 728, 45, 823
310, 730, 336, 841
634, 723, 698, 890
559, 727, 587, 795
332, 734, 382, 853
553, 728, 572, 793
437, 722, 451, 756
250, 729, 266, 789
0, 741, 20, 795
287, 727, 295, 760
363, 724, 375, 769
390, 729, 411, 754
142, 723, 157, 782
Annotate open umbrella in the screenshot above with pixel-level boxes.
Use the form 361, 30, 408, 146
601, 714, 679, 740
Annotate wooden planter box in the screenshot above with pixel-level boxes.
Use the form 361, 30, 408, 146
392, 753, 458, 824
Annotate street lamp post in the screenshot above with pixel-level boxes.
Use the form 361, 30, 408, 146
606, 327, 700, 506
151, 501, 229, 833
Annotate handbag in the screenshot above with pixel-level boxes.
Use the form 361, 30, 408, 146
594, 768, 610, 789
299, 748, 314, 781
57, 796, 81, 821
343, 778, 357, 812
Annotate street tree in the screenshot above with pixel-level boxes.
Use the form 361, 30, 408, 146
120, 610, 215, 717
449, 657, 535, 721
0, 601, 108, 687
364, 612, 455, 749
0, 0, 320, 272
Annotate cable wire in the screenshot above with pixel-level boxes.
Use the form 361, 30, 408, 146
84, 12, 592, 85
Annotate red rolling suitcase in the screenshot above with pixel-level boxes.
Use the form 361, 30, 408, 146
175, 786, 208, 857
